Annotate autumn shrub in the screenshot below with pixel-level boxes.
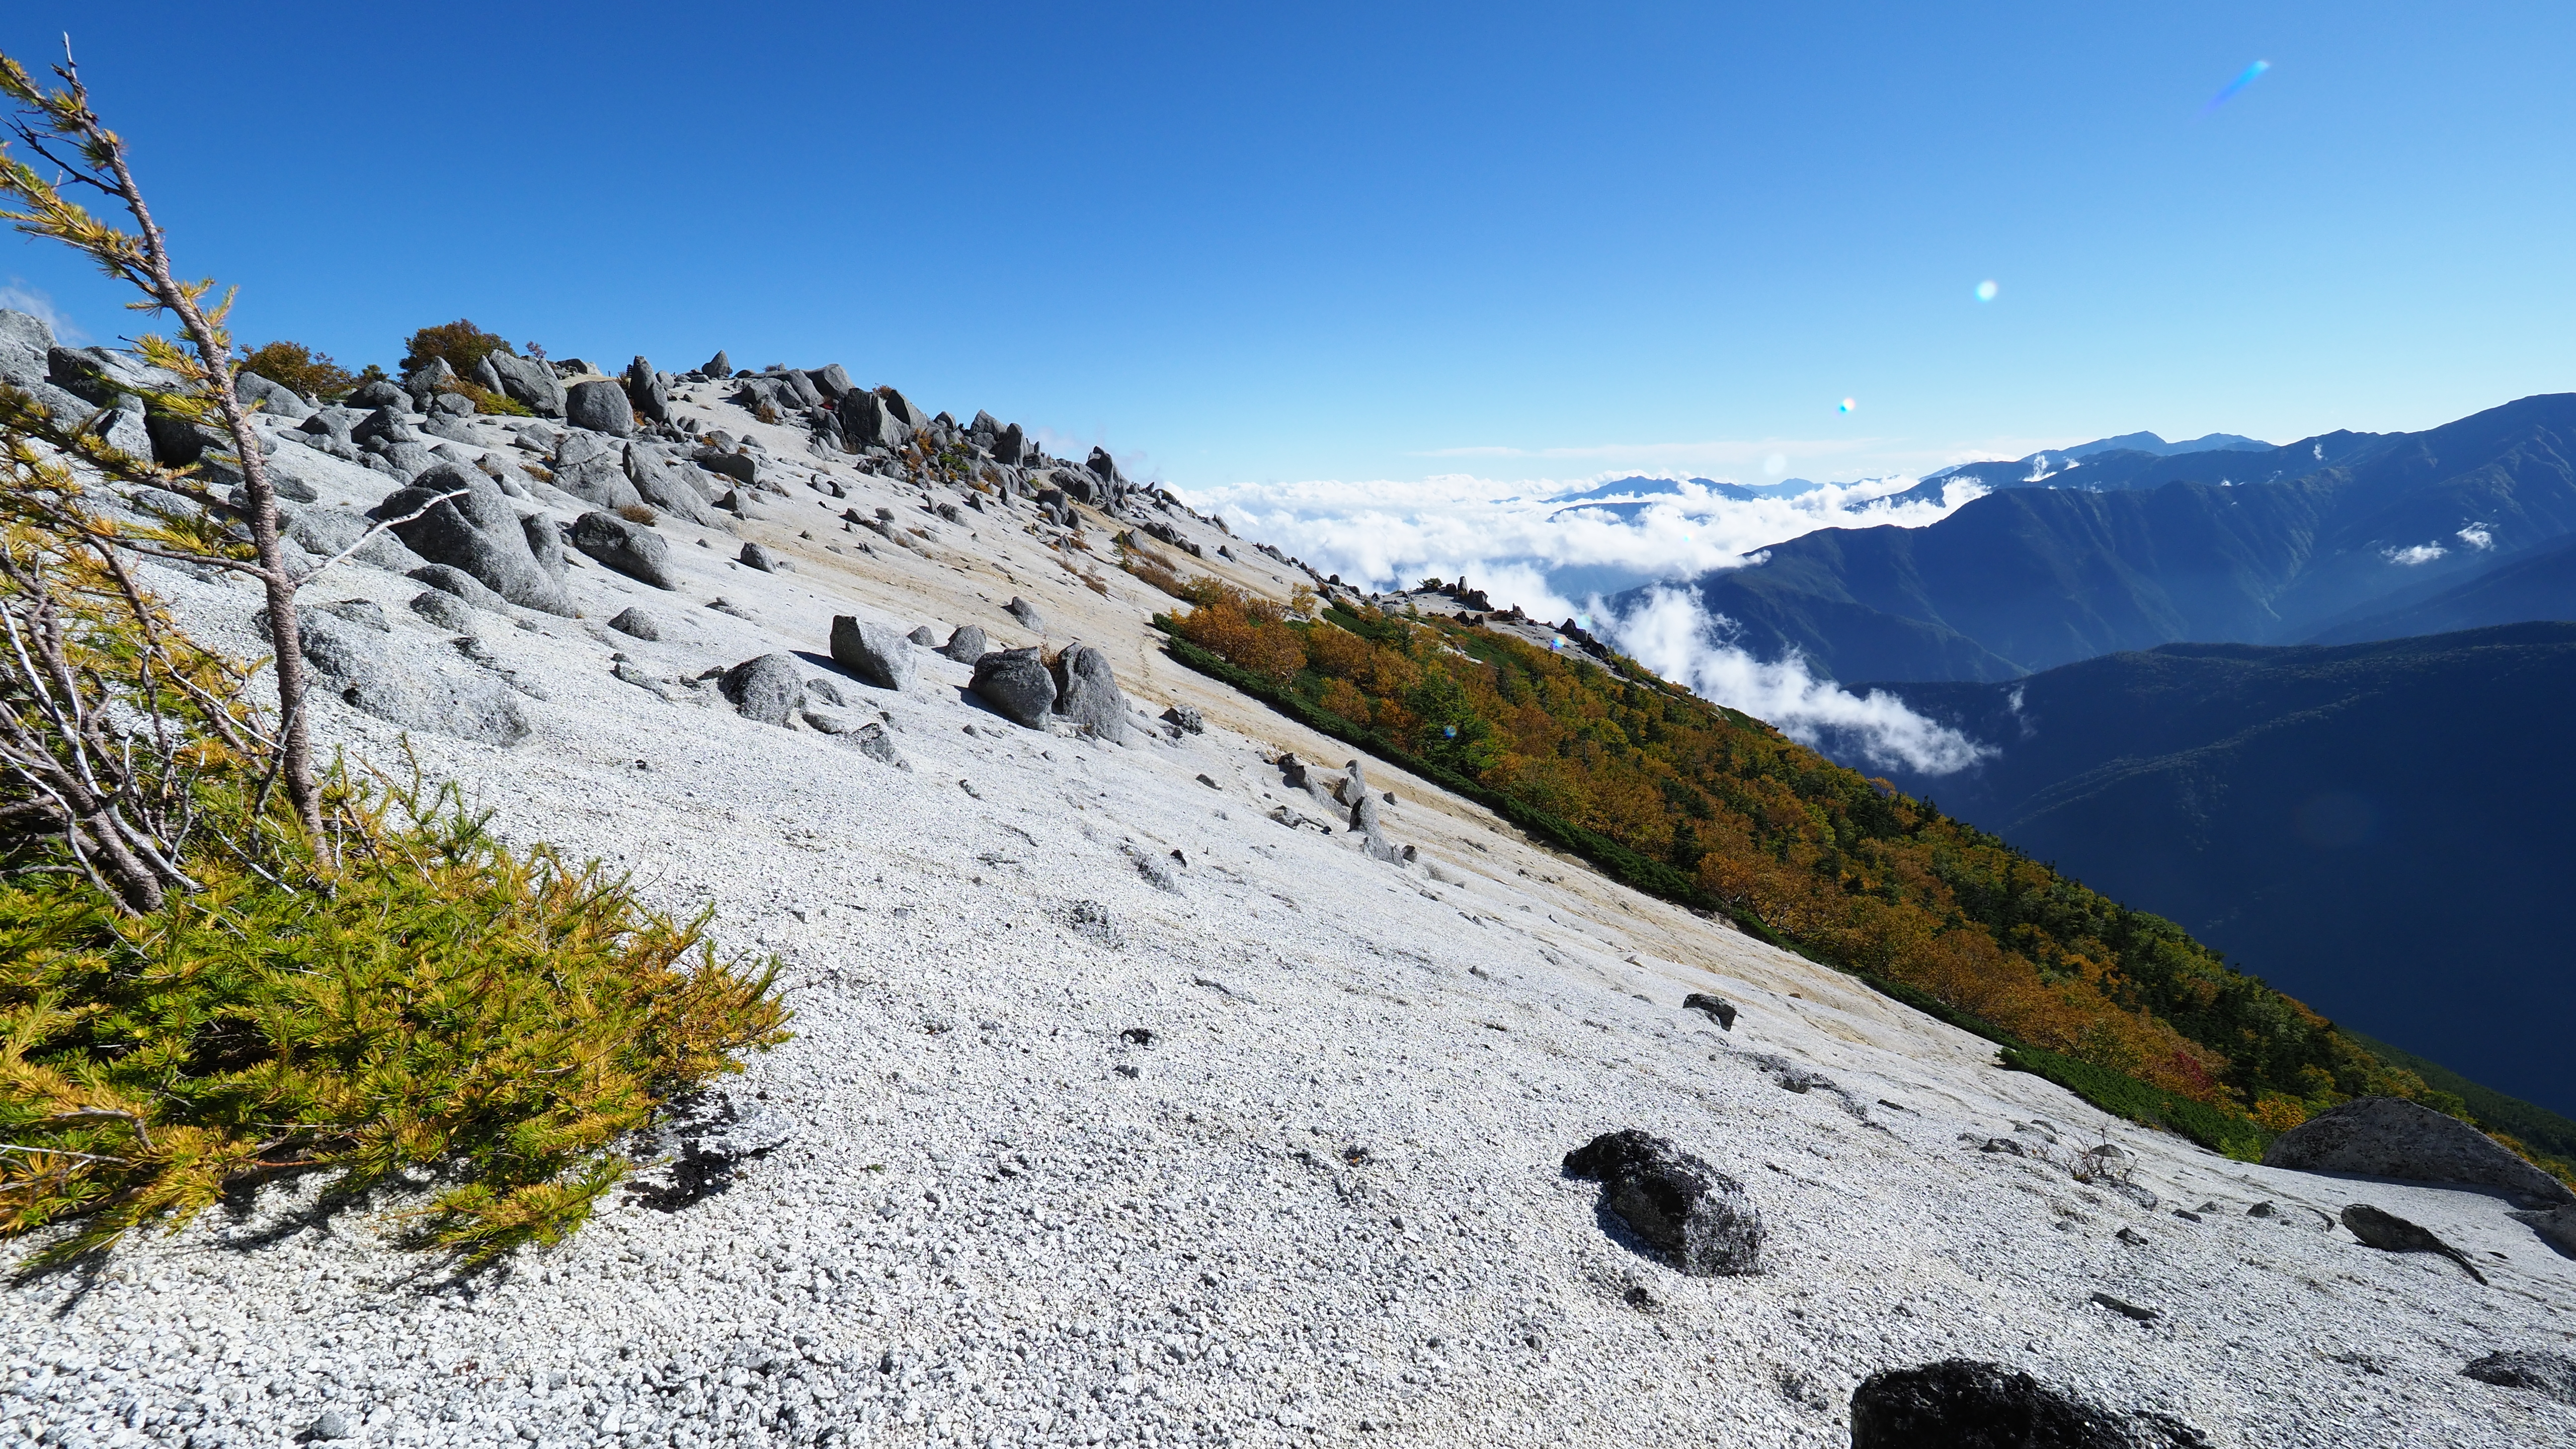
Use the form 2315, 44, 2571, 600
446, 381, 532, 418
237, 341, 356, 402
401, 319, 515, 381
0, 490, 788, 1269
616, 503, 658, 526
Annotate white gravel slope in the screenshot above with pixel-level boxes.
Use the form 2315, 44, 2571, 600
4, 393, 2573, 1449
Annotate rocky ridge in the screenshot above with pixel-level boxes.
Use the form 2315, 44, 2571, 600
2, 317, 2574, 1448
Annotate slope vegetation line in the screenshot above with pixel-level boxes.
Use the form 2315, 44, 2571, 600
1152, 582, 2550, 1175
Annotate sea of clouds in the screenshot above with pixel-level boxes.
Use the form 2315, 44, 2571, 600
1175, 471, 1996, 775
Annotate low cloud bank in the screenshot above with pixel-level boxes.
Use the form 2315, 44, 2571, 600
1603, 587, 1991, 777
1181, 471, 1984, 625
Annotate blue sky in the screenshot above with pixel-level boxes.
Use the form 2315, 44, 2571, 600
3, 2, 2570, 489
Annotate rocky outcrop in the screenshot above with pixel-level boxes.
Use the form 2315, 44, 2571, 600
2264, 1097, 2575, 1208
1562, 1129, 1762, 1277
1050, 644, 1127, 741
376, 464, 574, 616
2340, 1203, 2489, 1283
1849, 1361, 2153, 1448
485, 352, 566, 417
624, 357, 671, 426
565, 378, 636, 436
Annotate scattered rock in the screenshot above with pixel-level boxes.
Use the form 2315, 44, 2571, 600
738, 542, 788, 572
1162, 704, 1204, 734
828, 615, 916, 691
625, 356, 671, 426
1005, 595, 1046, 633
408, 590, 477, 633
2339, 1203, 2489, 1284
2508, 1204, 2576, 1257
550, 432, 646, 511
570, 510, 682, 589
407, 564, 511, 614
2265, 1096, 2574, 1208
720, 653, 806, 727
2461, 1350, 2576, 1406
970, 647, 1056, 728
907, 624, 939, 646
2089, 1290, 2158, 1320
1120, 1028, 1155, 1046
805, 676, 848, 708
377, 464, 574, 615
1561, 1128, 1763, 1277
607, 606, 664, 641
1849, 1360, 2151, 1449
1050, 643, 1127, 741
486, 351, 567, 417
1062, 899, 1122, 948
625, 444, 720, 525
701, 350, 731, 378
942, 624, 989, 663
852, 723, 911, 771
299, 1406, 358, 1442
565, 377, 636, 436
1682, 993, 1737, 1030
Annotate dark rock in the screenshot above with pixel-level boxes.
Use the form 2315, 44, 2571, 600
351, 406, 415, 447
828, 615, 916, 691
720, 653, 805, 726
851, 722, 909, 769
1005, 595, 1046, 633
520, 513, 567, 584
738, 542, 788, 572
550, 432, 645, 511
486, 351, 566, 417
2461, 1350, 2576, 1406
942, 625, 989, 663
1561, 1128, 1763, 1276
407, 564, 511, 613
692, 446, 759, 485
992, 421, 1026, 465
569, 510, 682, 589
377, 464, 574, 615
48, 343, 178, 406
907, 624, 938, 646
606, 606, 664, 641
347, 378, 409, 411
409, 590, 478, 632
2264, 1096, 2574, 1208
1162, 704, 1204, 734
805, 677, 847, 708
2089, 1290, 2158, 1320
565, 378, 636, 436
1682, 993, 1737, 1030
879, 387, 928, 430
303, 1406, 359, 1442
700, 350, 731, 377
426, 390, 477, 419
838, 389, 911, 450
2340, 1203, 2489, 1283
1849, 1360, 2145, 1449
1050, 644, 1127, 741
970, 647, 1056, 728
625, 356, 672, 425
805, 363, 854, 399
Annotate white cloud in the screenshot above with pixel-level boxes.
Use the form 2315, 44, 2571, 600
2457, 525, 2494, 550
1177, 469, 1985, 611
2383, 543, 2448, 566
1601, 587, 1991, 776
0, 278, 83, 343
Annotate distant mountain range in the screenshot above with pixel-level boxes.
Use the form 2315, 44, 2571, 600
1859, 623, 2576, 1118
1640, 394, 2576, 682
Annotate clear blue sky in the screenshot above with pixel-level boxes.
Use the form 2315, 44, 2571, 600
3, 2, 2569, 488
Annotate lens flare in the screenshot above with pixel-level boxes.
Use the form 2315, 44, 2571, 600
1762, 452, 1788, 476
2201, 59, 2269, 115
1974, 279, 1998, 302
1837, 398, 1856, 414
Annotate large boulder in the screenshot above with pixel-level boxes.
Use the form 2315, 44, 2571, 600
879, 387, 928, 430
0, 307, 52, 378
346, 378, 410, 411
565, 378, 636, 436
992, 421, 1026, 466
288, 506, 426, 572
569, 510, 680, 589
719, 653, 805, 727
2264, 1097, 2575, 1208
941, 625, 989, 664
804, 363, 853, 399
624, 356, 671, 425
86, 396, 153, 459
48, 343, 180, 406
2510, 1204, 2576, 1257
1562, 1129, 1762, 1277
828, 616, 915, 691
485, 352, 565, 417
1849, 1361, 2148, 1449
624, 445, 719, 525
351, 406, 416, 448
1050, 644, 1127, 741
375, 464, 573, 616
838, 389, 910, 450
297, 609, 530, 746
970, 647, 1056, 728
548, 432, 645, 511
701, 349, 731, 377
235, 369, 316, 420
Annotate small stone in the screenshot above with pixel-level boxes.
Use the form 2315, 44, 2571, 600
805, 677, 848, 708
2089, 1290, 2158, 1320
2340, 1203, 2489, 1283
853, 723, 911, 771
1005, 595, 1046, 633
1121, 1028, 1155, 1046
941, 624, 989, 663
907, 624, 939, 646
1162, 703, 1204, 734
304, 1406, 359, 1441
1682, 992, 1737, 1030
607, 606, 664, 641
